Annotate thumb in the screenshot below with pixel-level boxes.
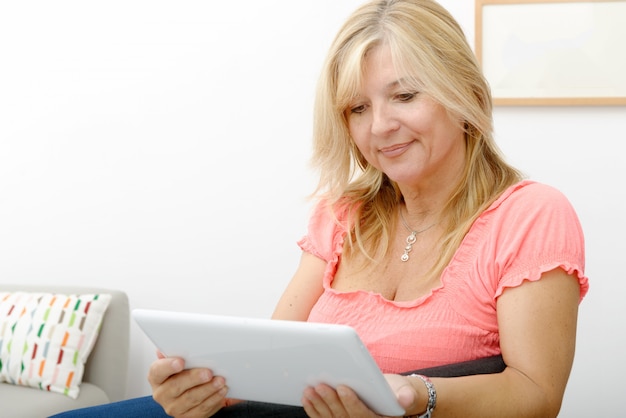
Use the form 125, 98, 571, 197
396, 384, 418, 411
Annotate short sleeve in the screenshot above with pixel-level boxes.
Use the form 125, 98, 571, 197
297, 201, 348, 263
491, 182, 589, 301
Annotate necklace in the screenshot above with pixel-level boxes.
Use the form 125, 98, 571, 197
399, 208, 436, 262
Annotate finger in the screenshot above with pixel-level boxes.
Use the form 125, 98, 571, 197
336, 385, 368, 414
318, 385, 348, 417
395, 384, 417, 412
302, 386, 329, 418
164, 377, 229, 418
153, 367, 212, 401
385, 374, 418, 413
148, 357, 185, 387
336, 385, 381, 417
315, 384, 350, 418
192, 381, 229, 416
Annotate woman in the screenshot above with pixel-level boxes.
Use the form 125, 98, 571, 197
151, 0, 587, 416
54, 0, 588, 417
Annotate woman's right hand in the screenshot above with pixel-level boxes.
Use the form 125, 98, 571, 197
148, 351, 230, 418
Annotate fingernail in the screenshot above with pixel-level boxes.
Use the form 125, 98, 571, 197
212, 376, 224, 388
192, 369, 207, 383
171, 358, 184, 372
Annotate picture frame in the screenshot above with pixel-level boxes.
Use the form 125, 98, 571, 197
475, 0, 626, 106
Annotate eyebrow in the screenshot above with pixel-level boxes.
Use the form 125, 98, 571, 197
385, 78, 410, 91
347, 78, 412, 104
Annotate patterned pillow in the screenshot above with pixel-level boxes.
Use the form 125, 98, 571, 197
0, 291, 111, 399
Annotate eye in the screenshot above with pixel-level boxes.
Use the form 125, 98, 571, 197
395, 92, 418, 102
349, 104, 368, 114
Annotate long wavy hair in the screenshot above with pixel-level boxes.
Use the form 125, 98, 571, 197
311, 0, 523, 276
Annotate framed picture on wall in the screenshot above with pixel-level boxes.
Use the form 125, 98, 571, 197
475, 0, 626, 106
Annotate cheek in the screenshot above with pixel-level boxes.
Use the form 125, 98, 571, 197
349, 134, 370, 160
346, 126, 375, 168
347, 121, 369, 152
346, 117, 357, 139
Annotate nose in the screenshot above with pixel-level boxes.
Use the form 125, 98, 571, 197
371, 103, 400, 137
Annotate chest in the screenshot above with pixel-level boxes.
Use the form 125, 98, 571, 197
307, 286, 501, 373
331, 227, 442, 302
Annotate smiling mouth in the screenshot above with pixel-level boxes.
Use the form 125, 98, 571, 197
379, 141, 413, 157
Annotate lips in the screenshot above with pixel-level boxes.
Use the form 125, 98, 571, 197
379, 141, 413, 157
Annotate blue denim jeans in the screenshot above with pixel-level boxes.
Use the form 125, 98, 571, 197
49, 396, 308, 418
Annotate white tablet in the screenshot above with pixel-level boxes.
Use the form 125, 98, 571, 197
132, 309, 404, 416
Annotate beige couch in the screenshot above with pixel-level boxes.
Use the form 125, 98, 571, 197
0, 284, 130, 417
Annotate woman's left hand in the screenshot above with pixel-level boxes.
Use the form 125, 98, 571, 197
301, 383, 396, 418
301, 374, 424, 418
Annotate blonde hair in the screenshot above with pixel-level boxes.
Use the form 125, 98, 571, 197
311, 0, 523, 274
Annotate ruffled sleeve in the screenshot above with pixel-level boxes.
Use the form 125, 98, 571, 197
489, 182, 589, 301
297, 201, 348, 263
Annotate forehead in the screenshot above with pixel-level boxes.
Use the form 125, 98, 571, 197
357, 44, 421, 96
334, 36, 426, 110
362, 45, 400, 84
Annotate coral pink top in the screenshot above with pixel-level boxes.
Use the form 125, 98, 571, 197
298, 181, 589, 373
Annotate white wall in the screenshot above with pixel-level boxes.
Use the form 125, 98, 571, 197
0, 1, 624, 416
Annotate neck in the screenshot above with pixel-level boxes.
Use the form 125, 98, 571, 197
399, 190, 447, 229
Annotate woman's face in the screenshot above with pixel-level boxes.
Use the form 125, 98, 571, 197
345, 45, 466, 191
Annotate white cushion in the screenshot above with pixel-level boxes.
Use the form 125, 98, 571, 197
0, 291, 111, 399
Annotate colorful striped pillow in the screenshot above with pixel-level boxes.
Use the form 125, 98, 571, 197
0, 291, 111, 399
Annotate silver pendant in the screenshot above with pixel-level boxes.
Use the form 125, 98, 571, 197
401, 232, 417, 262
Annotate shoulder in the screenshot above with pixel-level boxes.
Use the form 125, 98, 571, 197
481, 181, 586, 293
475, 180, 585, 273
484, 181, 580, 230
306, 199, 352, 235
489, 180, 574, 213
297, 199, 350, 262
